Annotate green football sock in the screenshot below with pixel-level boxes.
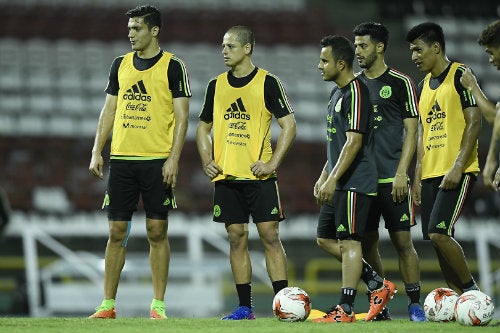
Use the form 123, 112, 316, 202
151, 299, 165, 309
100, 299, 115, 310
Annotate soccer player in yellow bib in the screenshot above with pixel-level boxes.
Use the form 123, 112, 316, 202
88, 5, 191, 319
406, 22, 481, 293
196, 26, 296, 320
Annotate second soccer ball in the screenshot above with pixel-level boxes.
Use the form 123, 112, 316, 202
423, 287, 459, 322
272, 286, 312, 322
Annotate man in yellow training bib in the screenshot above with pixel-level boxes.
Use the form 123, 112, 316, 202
197, 26, 296, 320
406, 22, 480, 294
88, 5, 191, 319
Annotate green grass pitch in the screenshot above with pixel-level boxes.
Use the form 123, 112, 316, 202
0, 317, 499, 333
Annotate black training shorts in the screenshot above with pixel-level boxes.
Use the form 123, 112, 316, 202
317, 190, 373, 239
213, 178, 285, 224
104, 159, 175, 221
365, 182, 415, 232
420, 173, 476, 240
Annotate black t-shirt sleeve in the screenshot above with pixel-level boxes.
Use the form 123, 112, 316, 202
264, 74, 294, 118
344, 79, 371, 133
454, 65, 477, 110
397, 75, 420, 119
168, 56, 192, 98
198, 78, 217, 122
104, 56, 124, 95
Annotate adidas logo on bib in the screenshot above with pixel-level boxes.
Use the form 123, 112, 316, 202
122, 80, 152, 102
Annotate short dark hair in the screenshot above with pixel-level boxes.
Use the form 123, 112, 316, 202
227, 26, 255, 54
478, 20, 500, 47
353, 22, 389, 51
405, 22, 445, 52
126, 5, 162, 32
320, 35, 355, 68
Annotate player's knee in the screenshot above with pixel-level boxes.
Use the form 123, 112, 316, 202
261, 234, 282, 251
428, 232, 448, 245
316, 237, 329, 249
227, 232, 248, 250
146, 227, 167, 244
391, 234, 414, 253
258, 225, 279, 244
108, 225, 129, 244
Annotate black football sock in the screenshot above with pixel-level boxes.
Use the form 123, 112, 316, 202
272, 280, 288, 295
360, 261, 384, 291
405, 282, 422, 305
236, 283, 252, 308
462, 279, 479, 292
339, 287, 357, 314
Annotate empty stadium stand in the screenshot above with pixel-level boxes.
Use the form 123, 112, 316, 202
0, 1, 498, 216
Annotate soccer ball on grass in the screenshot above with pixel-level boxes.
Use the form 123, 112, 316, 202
423, 287, 459, 322
272, 286, 311, 322
455, 290, 495, 326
